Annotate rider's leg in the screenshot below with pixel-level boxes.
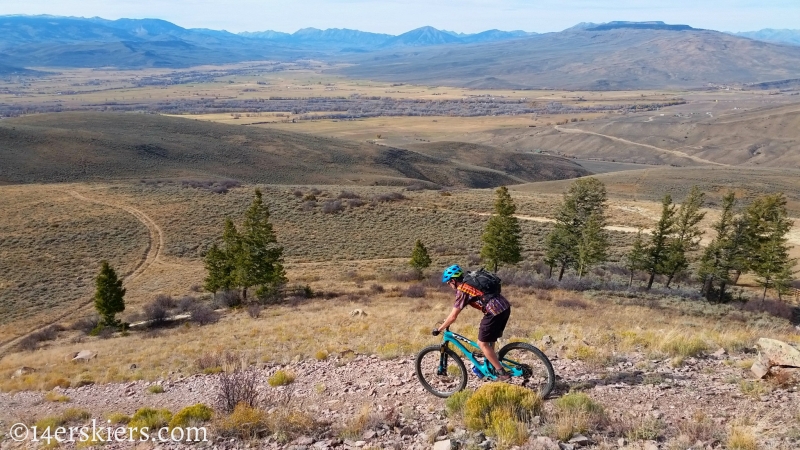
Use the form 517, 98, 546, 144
478, 340, 504, 373
478, 307, 511, 379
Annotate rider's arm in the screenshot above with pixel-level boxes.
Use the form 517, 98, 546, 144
437, 307, 462, 333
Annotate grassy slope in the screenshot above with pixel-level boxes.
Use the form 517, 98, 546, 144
0, 112, 587, 188
404, 141, 590, 182
514, 166, 800, 214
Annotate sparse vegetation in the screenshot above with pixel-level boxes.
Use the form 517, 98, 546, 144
268, 369, 296, 387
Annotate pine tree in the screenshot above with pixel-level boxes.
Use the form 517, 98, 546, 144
94, 261, 126, 328
409, 239, 432, 278
203, 243, 231, 301
744, 193, 796, 301
544, 177, 608, 280
663, 186, 706, 288
698, 192, 751, 301
643, 194, 677, 290
625, 230, 647, 287
206, 190, 286, 304
481, 186, 522, 272
575, 211, 607, 279
238, 189, 286, 302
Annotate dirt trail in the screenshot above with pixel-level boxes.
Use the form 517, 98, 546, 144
0, 191, 162, 358
553, 125, 725, 166
473, 212, 646, 234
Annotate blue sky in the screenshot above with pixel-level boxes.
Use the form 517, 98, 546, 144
0, 0, 797, 34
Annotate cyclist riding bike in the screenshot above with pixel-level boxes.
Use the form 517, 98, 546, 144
434, 264, 511, 381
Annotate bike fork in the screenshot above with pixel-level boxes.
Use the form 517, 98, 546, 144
437, 344, 448, 376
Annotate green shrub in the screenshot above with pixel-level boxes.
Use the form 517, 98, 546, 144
215, 403, 267, 439
147, 384, 165, 394
464, 383, 542, 430
128, 408, 172, 437
445, 389, 474, 417
169, 404, 213, 428
268, 370, 296, 387
106, 412, 130, 425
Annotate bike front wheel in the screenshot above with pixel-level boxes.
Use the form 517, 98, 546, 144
415, 345, 468, 398
498, 342, 555, 398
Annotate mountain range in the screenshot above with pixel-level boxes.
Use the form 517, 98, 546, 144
2, 15, 800, 90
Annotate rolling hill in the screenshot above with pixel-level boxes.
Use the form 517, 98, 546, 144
340, 26, 800, 90
472, 102, 800, 168
0, 113, 587, 188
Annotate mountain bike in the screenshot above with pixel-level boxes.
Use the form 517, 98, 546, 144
415, 328, 555, 398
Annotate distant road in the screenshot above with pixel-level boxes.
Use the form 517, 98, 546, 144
553, 125, 725, 166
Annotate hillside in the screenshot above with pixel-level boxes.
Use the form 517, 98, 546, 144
0, 113, 586, 188
404, 141, 590, 182
477, 102, 800, 168
340, 28, 800, 90
513, 166, 800, 214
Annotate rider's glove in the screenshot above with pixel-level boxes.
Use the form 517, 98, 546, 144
432, 328, 440, 336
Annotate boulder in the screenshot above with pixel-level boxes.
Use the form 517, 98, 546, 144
11, 367, 35, 378
751, 338, 800, 379
432, 440, 452, 450
71, 350, 97, 362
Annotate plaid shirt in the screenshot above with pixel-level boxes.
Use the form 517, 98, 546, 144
454, 282, 510, 316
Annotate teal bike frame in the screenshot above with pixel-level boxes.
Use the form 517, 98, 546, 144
439, 329, 524, 380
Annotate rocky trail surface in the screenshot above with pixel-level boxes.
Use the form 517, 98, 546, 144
1, 348, 799, 449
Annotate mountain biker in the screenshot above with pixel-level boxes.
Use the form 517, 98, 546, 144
434, 264, 511, 381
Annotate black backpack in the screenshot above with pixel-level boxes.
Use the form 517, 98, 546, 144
462, 268, 502, 296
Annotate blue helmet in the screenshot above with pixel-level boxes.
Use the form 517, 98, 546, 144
442, 264, 464, 283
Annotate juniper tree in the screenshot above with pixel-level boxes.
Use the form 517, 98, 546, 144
544, 177, 608, 280
663, 186, 706, 288
409, 239, 432, 278
643, 194, 677, 290
94, 261, 126, 328
744, 193, 796, 301
481, 186, 522, 272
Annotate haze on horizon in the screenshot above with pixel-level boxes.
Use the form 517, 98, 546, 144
1, 0, 798, 35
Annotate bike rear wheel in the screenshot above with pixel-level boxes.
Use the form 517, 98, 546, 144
415, 345, 468, 398
498, 342, 555, 398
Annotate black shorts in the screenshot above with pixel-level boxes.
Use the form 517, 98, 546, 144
478, 306, 510, 343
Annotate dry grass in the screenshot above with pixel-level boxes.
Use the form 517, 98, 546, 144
728, 426, 759, 450
550, 392, 606, 441
0, 280, 794, 392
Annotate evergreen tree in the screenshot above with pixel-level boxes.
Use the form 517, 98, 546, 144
698, 192, 751, 301
744, 194, 796, 301
205, 190, 286, 304
663, 186, 706, 288
238, 189, 286, 302
94, 261, 126, 328
643, 194, 677, 290
544, 177, 608, 280
575, 211, 607, 279
625, 230, 647, 287
545, 227, 572, 280
481, 186, 523, 272
409, 240, 432, 278
203, 243, 231, 301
